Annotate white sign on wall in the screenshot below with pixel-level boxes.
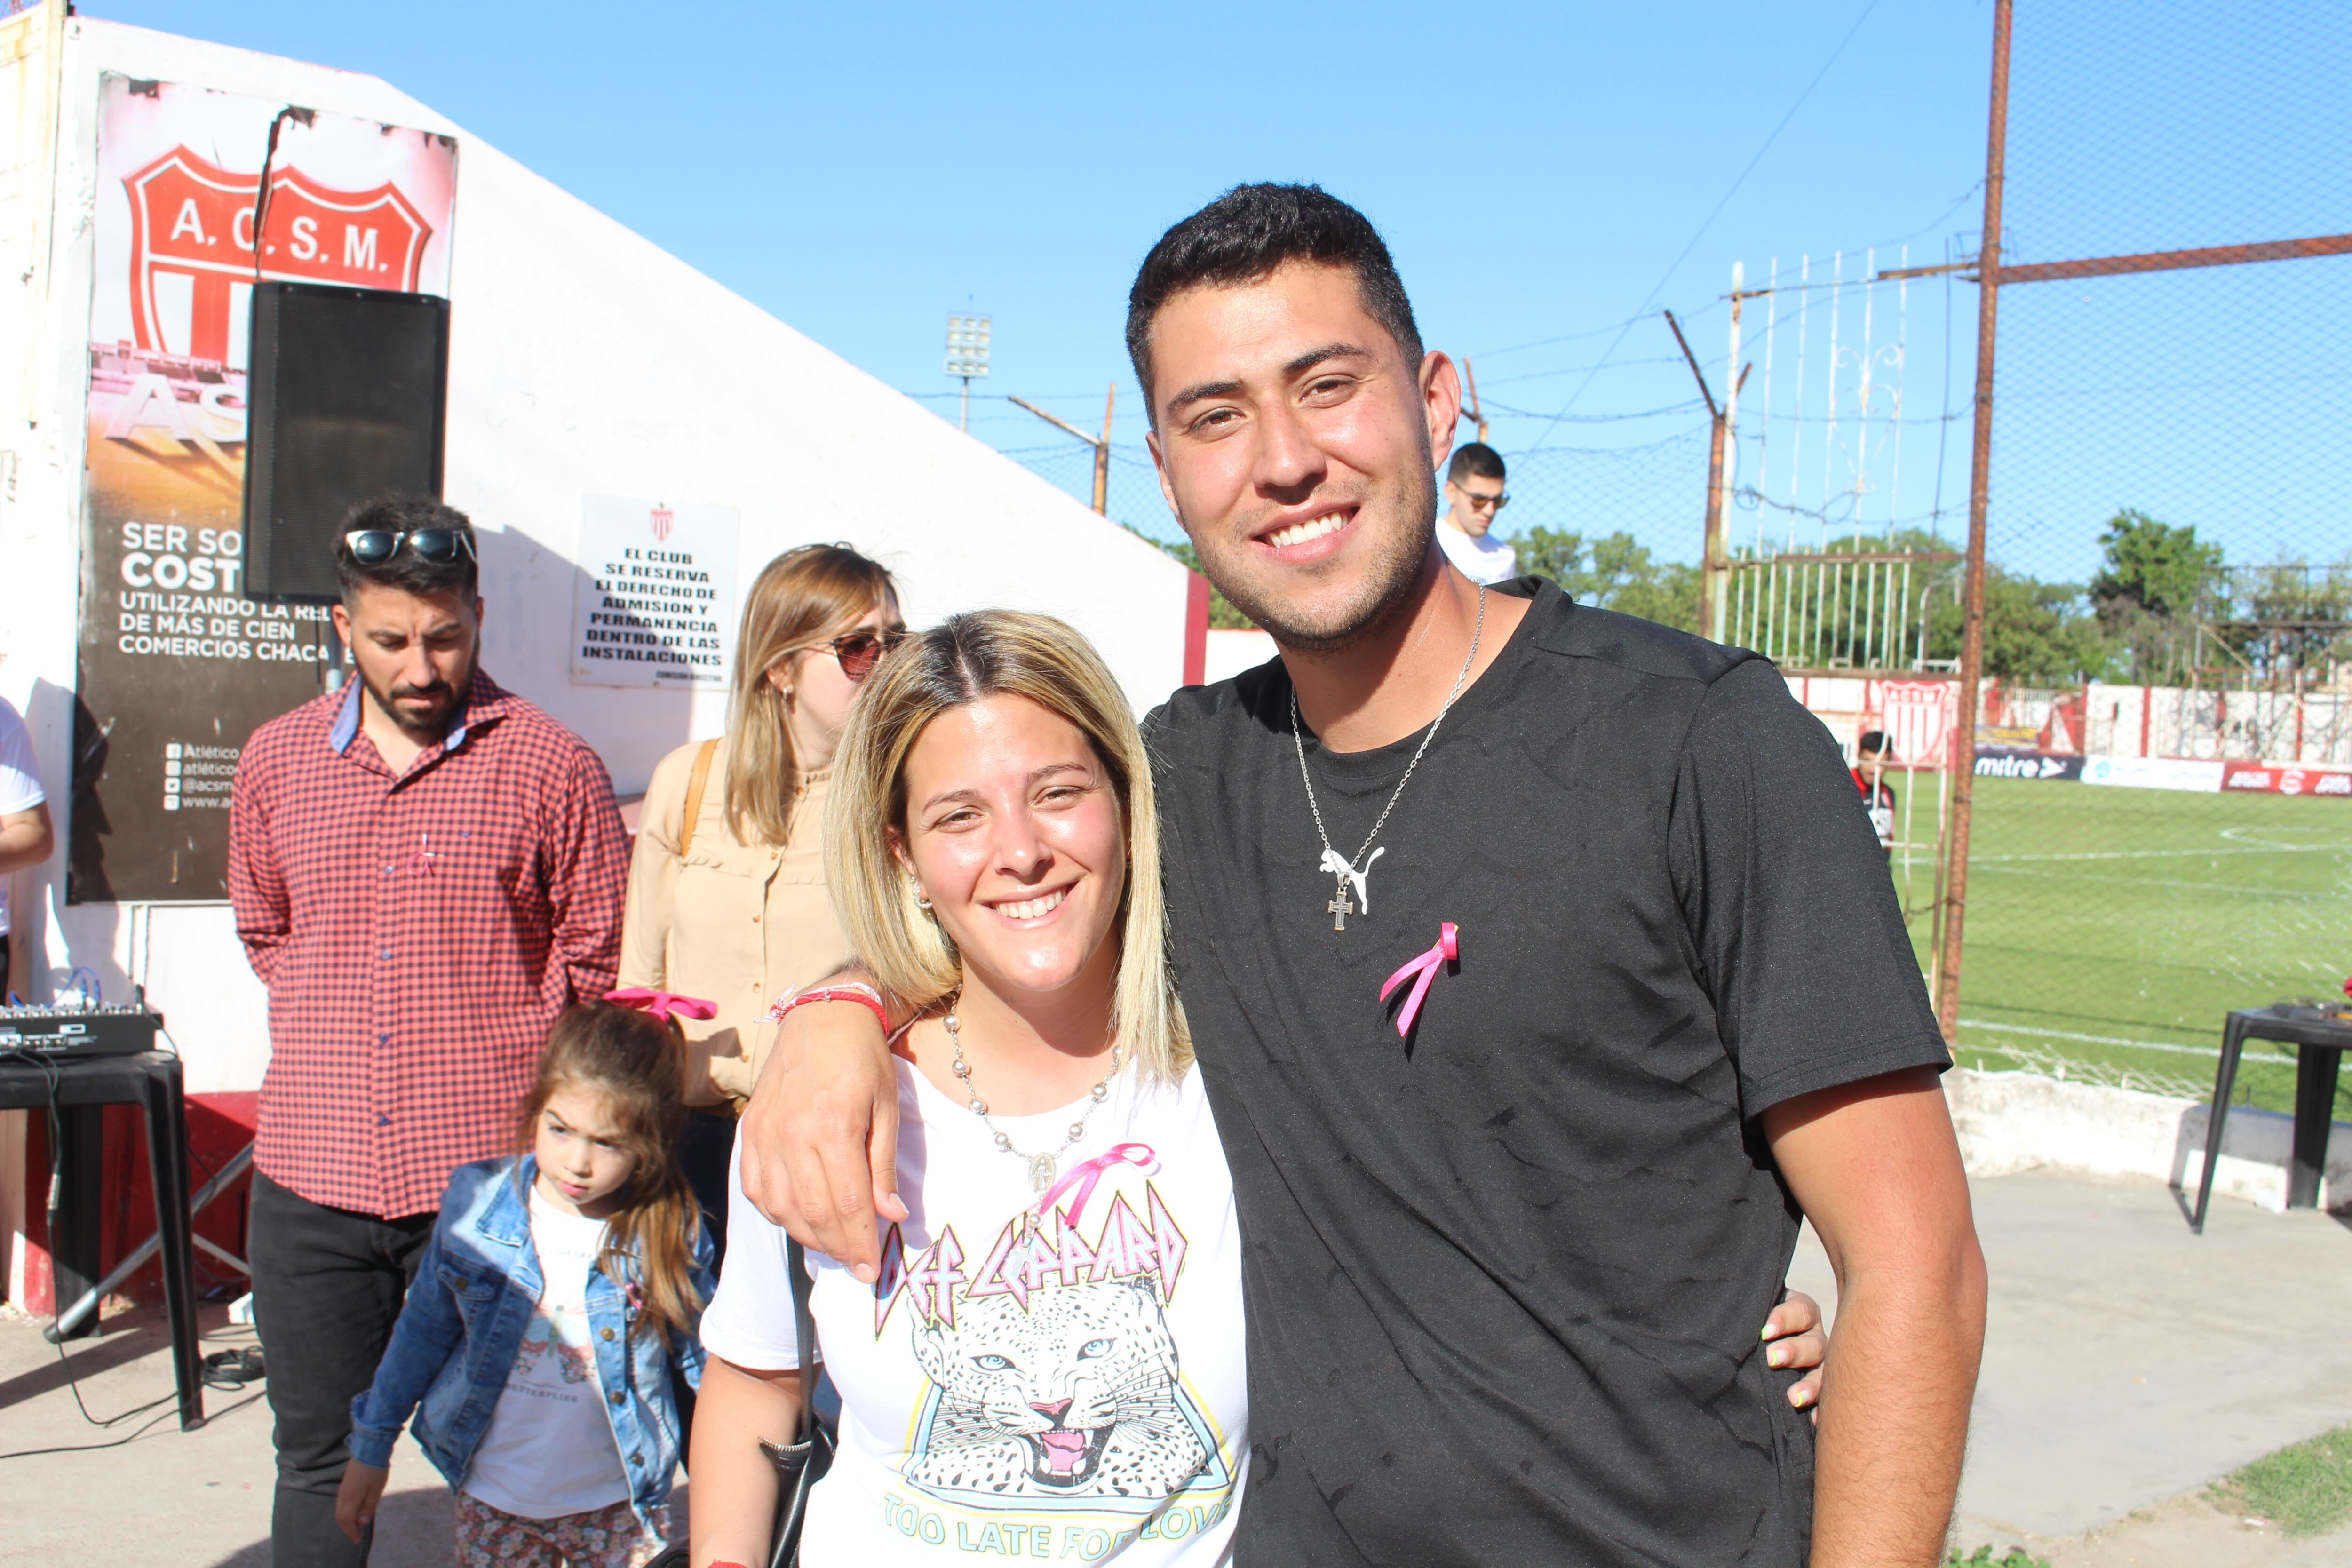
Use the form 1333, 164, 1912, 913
571, 494, 739, 689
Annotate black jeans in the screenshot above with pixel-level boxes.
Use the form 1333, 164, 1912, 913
248, 1169, 434, 1568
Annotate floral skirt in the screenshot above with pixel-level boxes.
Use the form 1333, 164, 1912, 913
454, 1491, 670, 1568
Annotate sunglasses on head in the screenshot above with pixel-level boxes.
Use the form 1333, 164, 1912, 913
342, 527, 478, 566
794, 627, 909, 682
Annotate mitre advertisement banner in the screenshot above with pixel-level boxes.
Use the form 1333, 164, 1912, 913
71, 76, 459, 903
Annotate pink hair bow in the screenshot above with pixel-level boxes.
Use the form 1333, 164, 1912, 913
604, 987, 718, 1025
1035, 1143, 1157, 1228
1379, 923, 1459, 1037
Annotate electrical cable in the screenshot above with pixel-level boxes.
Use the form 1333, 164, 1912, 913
0, 1389, 265, 1462
1522, 0, 1888, 454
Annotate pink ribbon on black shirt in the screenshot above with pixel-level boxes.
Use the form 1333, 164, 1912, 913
1380, 923, 1459, 1037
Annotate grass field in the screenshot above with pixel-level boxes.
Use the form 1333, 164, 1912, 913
1891, 776, 2352, 1115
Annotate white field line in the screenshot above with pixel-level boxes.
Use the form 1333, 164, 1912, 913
1971, 843, 2348, 863
1956, 1018, 2295, 1066
1972, 865, 2342, 899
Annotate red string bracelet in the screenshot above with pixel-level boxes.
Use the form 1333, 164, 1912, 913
766, 982, 890, 1034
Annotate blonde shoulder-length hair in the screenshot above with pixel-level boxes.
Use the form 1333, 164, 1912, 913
823, 610, 1191, 1082
724, 543, 898, 848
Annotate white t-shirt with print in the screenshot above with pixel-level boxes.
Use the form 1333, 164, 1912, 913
0, 696, 46, 938
1436, 520, 1518, 586
704, 1060, 1246, 1566
462, 1189, 633, 1519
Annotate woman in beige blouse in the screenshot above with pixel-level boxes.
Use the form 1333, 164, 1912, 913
620, 542, 902, 1246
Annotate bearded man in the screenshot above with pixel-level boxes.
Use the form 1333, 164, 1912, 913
230, 496, 628, 1566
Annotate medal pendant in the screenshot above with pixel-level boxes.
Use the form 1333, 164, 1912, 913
1028, 1152, 1058, 1192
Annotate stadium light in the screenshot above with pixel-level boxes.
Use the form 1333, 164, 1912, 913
945, 313, 991, 430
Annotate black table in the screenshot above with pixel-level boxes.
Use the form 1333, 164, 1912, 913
2192, 1006, 2352, 1234
0, 1050, 203, 1428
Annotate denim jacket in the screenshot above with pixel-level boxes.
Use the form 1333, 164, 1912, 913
348, 1155, 714, 1523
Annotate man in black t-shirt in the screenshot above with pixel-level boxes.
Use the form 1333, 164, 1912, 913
745, 186, 1985, 1567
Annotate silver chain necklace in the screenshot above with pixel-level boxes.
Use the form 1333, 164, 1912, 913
945, 1002, 1121, 1192
1292, 584, 1486, 932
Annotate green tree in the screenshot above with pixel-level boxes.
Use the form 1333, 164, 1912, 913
1923, 565, 2111, 685
1502, 526, 1701, 634
2086, 509, 2222, 683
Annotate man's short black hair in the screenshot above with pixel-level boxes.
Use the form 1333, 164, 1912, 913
1448, 443, 1506, 485
335, 494, 478, 603
1858, 730, 1889, 756
1126, 183, 1423, 419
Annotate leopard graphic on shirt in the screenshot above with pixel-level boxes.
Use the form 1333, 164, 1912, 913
878, 1174, 1231, 1516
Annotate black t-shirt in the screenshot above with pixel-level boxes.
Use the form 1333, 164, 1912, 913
1143, 578, 1949, 1567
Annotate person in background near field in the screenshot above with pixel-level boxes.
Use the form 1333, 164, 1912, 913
1852, 729, 1897, 856
0, 693, 56, 997
229, 495, 629, 1568
619, 543, 903, 1257
1434, 441, 1517, 585
336, 1001, 715, 1568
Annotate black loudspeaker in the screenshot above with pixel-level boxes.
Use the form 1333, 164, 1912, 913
242, 282, 451, 601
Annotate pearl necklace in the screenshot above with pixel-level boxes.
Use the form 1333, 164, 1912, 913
945, 1003, 1121, 1193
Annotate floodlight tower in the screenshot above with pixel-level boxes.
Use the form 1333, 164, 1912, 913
945, 313, 991, 431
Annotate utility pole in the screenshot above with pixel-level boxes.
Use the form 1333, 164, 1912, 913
1093, 384, 1115, 514
1936, 0, 2012, 1043
1462, 358, 1490, 446
1667, 309, 1747, 644
1716, 265, 1746, 645
1010, 387, 1115, 516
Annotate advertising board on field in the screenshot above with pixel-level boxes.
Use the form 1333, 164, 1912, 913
2219, 762, 2352, 798
70, 77, 459, 902
1972, 748, 2084, 781
2080, 756, 2226, 793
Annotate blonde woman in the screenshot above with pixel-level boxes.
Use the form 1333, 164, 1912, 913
618, 543, 901, 1247
691, 611, 1244, 1566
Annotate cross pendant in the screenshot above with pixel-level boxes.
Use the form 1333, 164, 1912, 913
1328, 889, 1354, 931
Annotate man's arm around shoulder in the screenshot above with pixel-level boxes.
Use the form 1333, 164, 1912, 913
1766, 1067, 1986, 1568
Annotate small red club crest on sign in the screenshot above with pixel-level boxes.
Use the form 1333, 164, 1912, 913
650, 506, 675, 542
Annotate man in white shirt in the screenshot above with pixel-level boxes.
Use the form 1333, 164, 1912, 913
1435, 443, 1518, 584
0, 695, 56, 995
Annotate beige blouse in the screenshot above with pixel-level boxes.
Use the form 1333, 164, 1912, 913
618, 735, 855, 1109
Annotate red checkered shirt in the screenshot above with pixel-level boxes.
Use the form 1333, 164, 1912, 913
229, 671, 628, 1218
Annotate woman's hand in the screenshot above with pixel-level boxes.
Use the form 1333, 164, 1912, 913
1761, 1290, 1829, 1420
335, 1460, 389, 1544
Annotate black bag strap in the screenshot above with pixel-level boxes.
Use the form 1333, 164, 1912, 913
786, 1234, 818, 1441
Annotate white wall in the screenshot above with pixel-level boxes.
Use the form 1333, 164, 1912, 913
0, 15, 1193, 1098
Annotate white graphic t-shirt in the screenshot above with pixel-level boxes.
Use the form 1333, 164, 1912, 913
704, 1060, 1246, 1566
462, 1190, 633, 1519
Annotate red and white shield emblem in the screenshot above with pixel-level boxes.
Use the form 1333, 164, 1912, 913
650, 506, 675, 542
121, 146, 436, 365
1879, 679, 1957, 767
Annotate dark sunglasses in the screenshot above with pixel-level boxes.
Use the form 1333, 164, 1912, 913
342, 527, 478, 566
1457, 489, 1509, 511
795, 627, 909, 682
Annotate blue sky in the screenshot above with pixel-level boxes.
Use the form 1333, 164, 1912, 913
87, 1, 2345, 581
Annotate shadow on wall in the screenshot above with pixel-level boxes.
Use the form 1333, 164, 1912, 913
473, 523, 700, 803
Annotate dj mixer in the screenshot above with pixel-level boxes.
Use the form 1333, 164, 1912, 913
0, 1003, 164, 1057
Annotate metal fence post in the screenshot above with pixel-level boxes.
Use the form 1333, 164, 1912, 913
1935, 0, 2013, 1043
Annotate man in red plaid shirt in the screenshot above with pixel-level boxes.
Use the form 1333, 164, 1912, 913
229, 496, 628, 1567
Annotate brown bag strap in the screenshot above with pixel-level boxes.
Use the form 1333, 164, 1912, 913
677, 737, 720, 860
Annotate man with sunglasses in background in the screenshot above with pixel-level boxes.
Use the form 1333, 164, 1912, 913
1434, 441, 1518, 585
229, 494, 629, 1568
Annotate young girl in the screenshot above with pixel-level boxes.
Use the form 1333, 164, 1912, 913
336, 997, 717, 1568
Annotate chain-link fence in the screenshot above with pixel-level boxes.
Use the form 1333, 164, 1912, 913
1945, 0, 2352, 1114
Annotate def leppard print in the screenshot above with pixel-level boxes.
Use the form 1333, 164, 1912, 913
872, 1186, 1233, 1522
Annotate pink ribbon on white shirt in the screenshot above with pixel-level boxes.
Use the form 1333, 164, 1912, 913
1035, 1142, 1157, 1227
604, 987, 719, 1026
1379, 923, 1459, 1037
